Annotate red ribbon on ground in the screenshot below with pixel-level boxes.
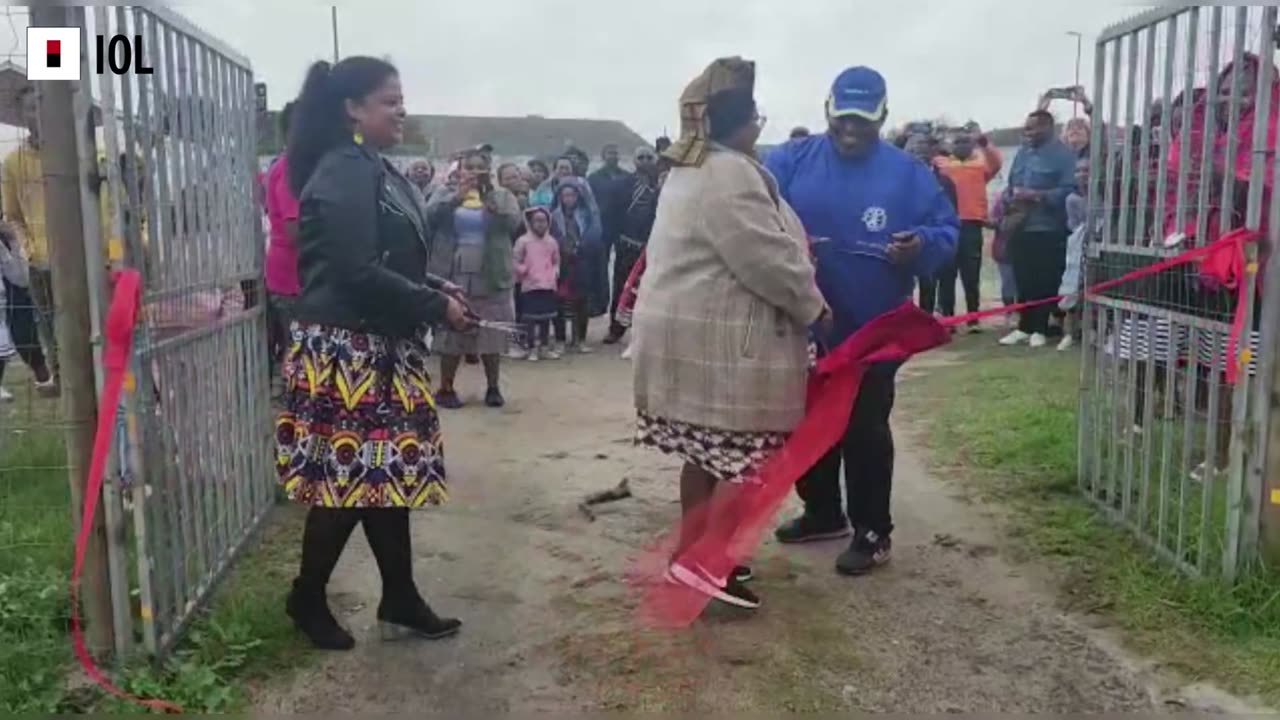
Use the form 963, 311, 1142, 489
71, 268, 182, 713
634, 227, 1259, 627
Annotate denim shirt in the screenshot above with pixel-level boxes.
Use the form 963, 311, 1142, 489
1006, 139, 1077, 233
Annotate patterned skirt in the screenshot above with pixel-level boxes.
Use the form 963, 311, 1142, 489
635, 411, 787, 484
276, 323, 448, 508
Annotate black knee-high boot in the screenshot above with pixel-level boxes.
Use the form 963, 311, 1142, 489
288, 507, 361, 650
361, 508, 462, 640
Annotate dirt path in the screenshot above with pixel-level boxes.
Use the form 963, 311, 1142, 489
251, 339, 1253, 713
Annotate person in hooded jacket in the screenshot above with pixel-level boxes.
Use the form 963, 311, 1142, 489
549, 176, 603, 354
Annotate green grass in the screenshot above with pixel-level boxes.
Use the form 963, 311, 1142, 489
0, 419, 305, 713
902, 340, 1280, 704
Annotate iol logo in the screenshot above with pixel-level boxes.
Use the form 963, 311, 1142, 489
27, 26, 154, 81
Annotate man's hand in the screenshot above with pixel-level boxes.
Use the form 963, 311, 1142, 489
1012, 188, 1043, 203
887, 231, 922, 267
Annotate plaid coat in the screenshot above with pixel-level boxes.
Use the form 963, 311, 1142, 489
632, 144, 824, 433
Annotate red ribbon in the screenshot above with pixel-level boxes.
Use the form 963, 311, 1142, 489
71, 268, 182, 713
635, 227, 1259, 627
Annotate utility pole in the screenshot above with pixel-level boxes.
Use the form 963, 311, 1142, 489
1068, 31, 1084, 118
331, 6, 340, 63
31, 3, 114, 657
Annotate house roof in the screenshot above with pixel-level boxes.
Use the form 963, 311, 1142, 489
260, 111, 651, 160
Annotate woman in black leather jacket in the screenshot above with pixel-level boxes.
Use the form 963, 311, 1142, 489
276, 57, 474, 651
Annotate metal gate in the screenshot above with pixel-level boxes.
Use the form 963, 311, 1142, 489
71, 6, 272, 657
1079, 5, 1278, 581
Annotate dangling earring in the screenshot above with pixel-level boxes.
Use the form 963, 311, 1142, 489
353, 130, 364, 145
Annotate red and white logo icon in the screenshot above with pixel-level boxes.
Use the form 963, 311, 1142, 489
26, 27, 81, 81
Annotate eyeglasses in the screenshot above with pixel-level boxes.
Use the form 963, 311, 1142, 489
636, 154, 656, 162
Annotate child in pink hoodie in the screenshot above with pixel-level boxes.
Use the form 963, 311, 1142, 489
512, 207, 560, 361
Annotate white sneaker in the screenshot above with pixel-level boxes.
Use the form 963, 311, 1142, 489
546, 346, 563, 360
507, 346, 529, 360
527, 348, 540, 362
999, 330, 1030, 346
620, 344, 633, 360
1057, 336, 1075, 351
35, 378, 59, 398
0, 387, 13, 402
1029, 333, 1047, 348
577, 343, 594, 355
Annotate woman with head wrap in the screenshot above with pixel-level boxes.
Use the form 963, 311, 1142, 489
632, 57, 828, 611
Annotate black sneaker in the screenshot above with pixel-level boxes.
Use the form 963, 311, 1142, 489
484, 387, 505, 408
774, 514, 852, 544
435, 389, 463, 409
835, 529, 892, 576
732, 565, 753, 583
667, 562, 761, 609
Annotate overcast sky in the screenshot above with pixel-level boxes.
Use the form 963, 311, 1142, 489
177, 1, 1139, 143
172, 0, 1141, 141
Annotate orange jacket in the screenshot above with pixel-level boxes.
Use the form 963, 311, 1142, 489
936, 147, 1002, 222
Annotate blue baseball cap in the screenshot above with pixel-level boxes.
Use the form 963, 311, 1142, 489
827, 66, 887, 121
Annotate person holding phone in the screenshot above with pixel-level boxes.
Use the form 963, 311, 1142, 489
426, 147, 523, 408
767, 66, 958, 576
278, 57, 475, 651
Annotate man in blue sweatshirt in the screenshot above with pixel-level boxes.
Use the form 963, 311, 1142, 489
767, 66, 958, 576
997, 109, 1078, 349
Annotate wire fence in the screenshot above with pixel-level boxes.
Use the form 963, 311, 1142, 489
1079, 5, 1277, 580
0, 6, 269, 711
0, 5, 83, 712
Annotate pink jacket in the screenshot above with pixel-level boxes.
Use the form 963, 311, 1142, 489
513, 232, 560, 292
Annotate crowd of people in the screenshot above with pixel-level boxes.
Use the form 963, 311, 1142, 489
263, 115, 669, 408
248, 40, 1279, 647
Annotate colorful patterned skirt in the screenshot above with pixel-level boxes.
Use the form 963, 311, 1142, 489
276, 323, 448, 508
635, 411, 787, 484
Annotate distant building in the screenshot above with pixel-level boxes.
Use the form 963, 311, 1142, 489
258, 111, 650, 172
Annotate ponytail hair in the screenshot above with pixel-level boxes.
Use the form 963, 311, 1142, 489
285, 56, 398, 195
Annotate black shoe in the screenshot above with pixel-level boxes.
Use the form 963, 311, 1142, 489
377, 597, 463, 641
465, 353, 480, 365
435, 389, 463, 409
667, 563, 760, 610
774, 514, 852, 544
602, 330, 624, 345
732, 565, 753, 583
484, 387, 505, 408
286, 584, 355, 651
835, 529, 892, 576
